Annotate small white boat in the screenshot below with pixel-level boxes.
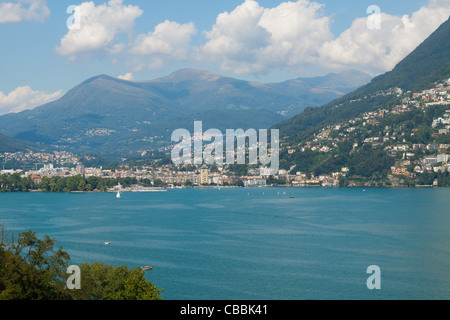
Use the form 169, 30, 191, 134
116, 191, 121, 198
140, 266, 152, 271
105, 241, 111, 245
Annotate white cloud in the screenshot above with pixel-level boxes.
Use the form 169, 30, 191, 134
258, 0, 332, 67
200, 0, 450, 76
200, 0, 270, 73
55, 0, 142, 58
53, 0, 450, 76
318, 0, 450, 74
55, 0, 196, 70
117, 72, 133, 81
0, 0, 50, 23
129, 20, 197, 70
200, 0, 333, 74
0, 86, 62, 115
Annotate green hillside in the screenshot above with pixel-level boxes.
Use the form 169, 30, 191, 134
0, 134, 32, 153
0, 69, 370, 157
276, 16, 450, 139
273, 17, 450, 187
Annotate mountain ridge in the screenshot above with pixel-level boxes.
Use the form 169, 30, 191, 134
0, 133, 34, 153
0, 68, 371, 157
275, 16, 450, 138
271, 16, 450, 187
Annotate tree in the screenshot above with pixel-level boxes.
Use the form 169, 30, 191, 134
87, 176, 99, 190
0, 226, 71, 300
153, 179, 165, 187
0, 225, 163, 300
70, 262, 162, 300
38, 176, 51, 192
183, 180, 193, 187
78, 179, 86, 191
233, 180, 244, 187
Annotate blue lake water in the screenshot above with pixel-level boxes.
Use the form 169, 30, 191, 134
0, 187, 449, 300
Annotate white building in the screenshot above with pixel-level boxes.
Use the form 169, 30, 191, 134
244, 179, 267, 187
437, 154, 449, 163
424, 157, 438, 165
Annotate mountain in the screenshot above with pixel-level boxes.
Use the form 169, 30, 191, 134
0, 69, 370, 157
0, 133, 33, 153
270, 70, 371, 98
275, 16, 450, 138
357, 15, 450, 94
272, 17, 450, 187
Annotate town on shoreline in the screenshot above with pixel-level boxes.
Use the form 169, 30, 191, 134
1, 80, 449, 191
0, 152, 448, 192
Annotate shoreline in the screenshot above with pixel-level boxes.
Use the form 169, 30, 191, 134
4, 185, 448, 194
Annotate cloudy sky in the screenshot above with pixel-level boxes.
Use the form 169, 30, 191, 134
0, 0, 449, 115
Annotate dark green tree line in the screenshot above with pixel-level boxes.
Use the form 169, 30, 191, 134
0, 225, 163, 300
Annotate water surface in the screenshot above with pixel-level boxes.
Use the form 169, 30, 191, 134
1, 188, 449, 300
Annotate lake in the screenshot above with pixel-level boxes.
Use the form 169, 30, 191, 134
0, 187, 449, 300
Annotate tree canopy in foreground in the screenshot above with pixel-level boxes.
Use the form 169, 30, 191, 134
0, 225, 162, 300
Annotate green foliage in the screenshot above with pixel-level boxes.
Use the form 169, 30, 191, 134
0, 174, 150, 193
226, 164, 248, 177
0, 134, 32, 153
153, 179, 165, 187
346, 146, 395, 178
266, 176, 287, 185
0, 226, 71, 300
70, 262, 162, 301
0, 225, 163, 300
276, 95, 393, 139
183, 180, 193, 187
0, 173, 35, 192
284, 142, 394, 179
416, 171, 450, 186
274, 16, 450, 140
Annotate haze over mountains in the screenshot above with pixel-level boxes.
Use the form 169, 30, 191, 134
0, 68, 370, 156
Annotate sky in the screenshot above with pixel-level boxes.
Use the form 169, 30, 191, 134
0, 0, 449, 115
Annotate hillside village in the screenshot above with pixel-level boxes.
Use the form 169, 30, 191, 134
1, 78, 450, 190
280, 77, 450, 187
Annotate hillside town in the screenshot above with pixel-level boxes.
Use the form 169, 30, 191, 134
1, 79, 449, 190
281, 78, 450, 186
0, 148, 340, 190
